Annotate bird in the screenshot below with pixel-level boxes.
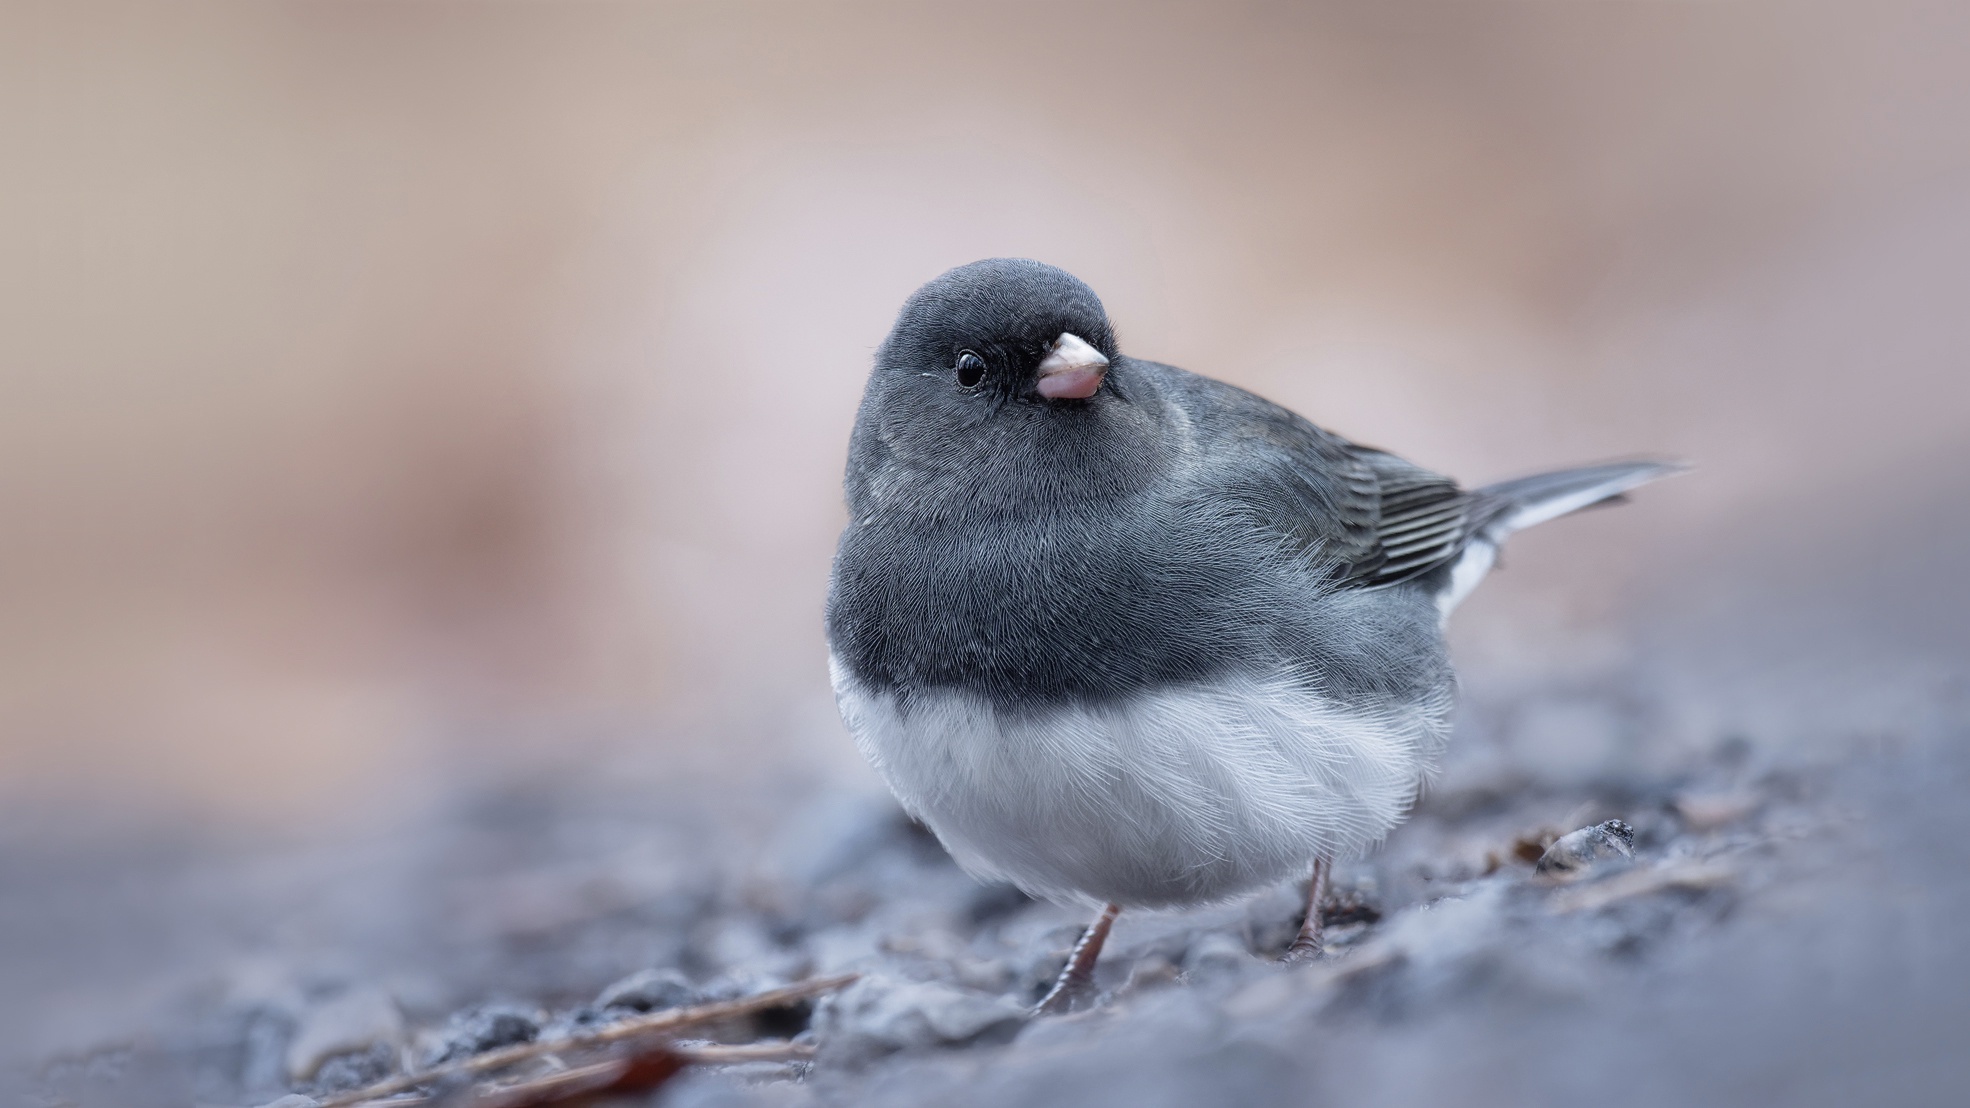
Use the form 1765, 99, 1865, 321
824, 258, 1679, 1014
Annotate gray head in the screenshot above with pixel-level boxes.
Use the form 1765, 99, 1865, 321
881, 258, 1118, 401
851, 259, 1161, 514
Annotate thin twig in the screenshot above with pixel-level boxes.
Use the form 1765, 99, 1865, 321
469, 1057, 647, 1108
469, 1050, 683, 1108
315, 974, 856, 1108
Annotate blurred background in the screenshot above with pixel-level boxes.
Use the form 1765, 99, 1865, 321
5, 0, 1970, 1085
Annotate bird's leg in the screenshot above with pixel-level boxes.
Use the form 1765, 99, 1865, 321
1034, 903, 1121, 1016
1284, 857, 1331, 962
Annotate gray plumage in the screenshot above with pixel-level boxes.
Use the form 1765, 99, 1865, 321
826, 259, 1678, 909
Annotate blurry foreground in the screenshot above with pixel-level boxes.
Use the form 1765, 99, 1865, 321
16, 676, 1970, 1107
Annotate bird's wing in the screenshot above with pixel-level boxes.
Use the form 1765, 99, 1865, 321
1334, 448, 1471, 587
1169, 369, 1470, 588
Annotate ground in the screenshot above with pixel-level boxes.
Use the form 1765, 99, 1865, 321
12, 689, 1968, 1108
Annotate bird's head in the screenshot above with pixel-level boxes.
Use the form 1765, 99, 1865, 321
875, 257, 1118, 410
852, 259, 1162, 511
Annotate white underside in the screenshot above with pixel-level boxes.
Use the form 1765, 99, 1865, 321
831, 657, 1452, 908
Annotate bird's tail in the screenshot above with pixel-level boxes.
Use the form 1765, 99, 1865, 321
1437, 459, 1684, 616
1468, 459, 1685, 543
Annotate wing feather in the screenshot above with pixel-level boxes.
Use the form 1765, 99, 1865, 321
1162, 367, 1473, 589
1339, 450, 1470, 587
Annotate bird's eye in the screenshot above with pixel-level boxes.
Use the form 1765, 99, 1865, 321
954, 350, 986, 388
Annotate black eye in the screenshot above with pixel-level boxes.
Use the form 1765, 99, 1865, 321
954, 350, 986, 388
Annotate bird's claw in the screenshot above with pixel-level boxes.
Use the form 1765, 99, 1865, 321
1032, 973, 1097, 1017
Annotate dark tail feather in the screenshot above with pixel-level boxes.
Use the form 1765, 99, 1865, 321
1469, 459, 1686, 541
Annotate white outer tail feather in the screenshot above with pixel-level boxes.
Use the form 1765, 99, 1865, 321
1436, 460, 1682, 618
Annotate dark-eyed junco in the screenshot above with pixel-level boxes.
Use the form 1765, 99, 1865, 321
825, 259, 1678, 1013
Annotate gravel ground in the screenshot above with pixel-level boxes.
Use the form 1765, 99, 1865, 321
13, 697, 1968, 1108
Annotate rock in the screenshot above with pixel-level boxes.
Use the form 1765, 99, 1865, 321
1536, 820, 1636, 875
1182, 931, 1259, 980
948, 953, 1016, 995
1322, 885, 1383, 928
813, 976, 1027, 1065
595, 967, 700, 1013
697, 968, 789, 1003
1378, 887, 1508, 970
310, 1042, 397, 1093
1123, 952, 1183, 993
421, 1002, 541, 1066
285, 986, 403, 1085
683, 970, 818, 1042
255, 1096, 320, 1108
532, 1005, 614, 1043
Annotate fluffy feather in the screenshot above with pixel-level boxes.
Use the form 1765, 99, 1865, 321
834, 657, 1451, 908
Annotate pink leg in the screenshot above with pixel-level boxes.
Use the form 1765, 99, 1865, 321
1284, 857, 1331, 962
1034, 903, 1121, 1015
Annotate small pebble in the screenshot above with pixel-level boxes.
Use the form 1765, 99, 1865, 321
1182, 931, 1258, 979
421, 1002, 541, 1066
1322, 887, 1383, 927
1123, 952, 1183, 993
812, 976, 1027, 1065
285, 986, 403, 1084
596, 967, 700, 1013
1536, 820, 1636, 875
310, 1044, 397, 1093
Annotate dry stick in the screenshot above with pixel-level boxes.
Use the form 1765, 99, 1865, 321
315, 974, 857, 1108
471, 1043, 817, 1108
337, 1044, 817, 1108
466, 1056, 660, 1108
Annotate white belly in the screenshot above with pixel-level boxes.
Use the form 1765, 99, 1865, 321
830, 657, 1451, 908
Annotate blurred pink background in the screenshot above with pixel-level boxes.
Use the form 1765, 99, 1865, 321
7, 1, 1969, 830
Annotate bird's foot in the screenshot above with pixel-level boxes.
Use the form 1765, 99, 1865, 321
1281, 857, 1331, 964
1032, 971, 1098, 1016
1280, 932, 1323, 964
1032, 903, 1121, 1017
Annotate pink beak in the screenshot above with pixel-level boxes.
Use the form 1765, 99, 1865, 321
1035, 332, 1110, 400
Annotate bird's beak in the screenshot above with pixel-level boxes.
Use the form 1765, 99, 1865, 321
1034, 332, 1109, 400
